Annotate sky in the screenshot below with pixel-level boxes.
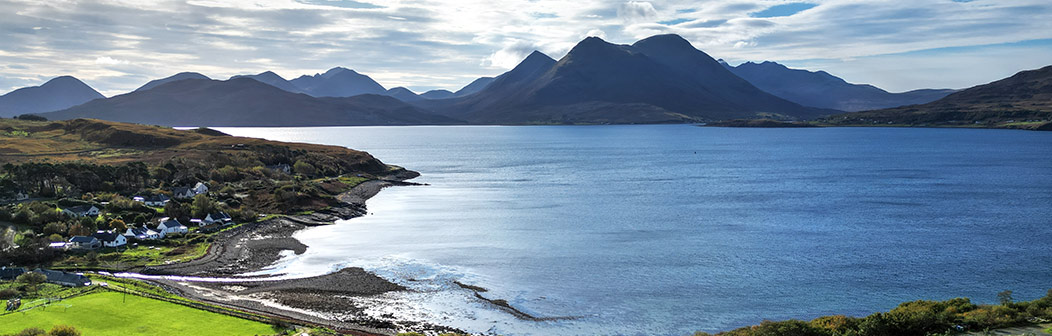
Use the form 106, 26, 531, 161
1, 0, 1051, 97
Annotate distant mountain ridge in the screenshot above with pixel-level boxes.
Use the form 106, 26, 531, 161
0, 76, 105, 117
418, 35, 830, 124
290, 67, 387, 98
136, 72, 210, 92
723, 61, 955, 112
40, 78, 463, 127
827, 65, 1052, 127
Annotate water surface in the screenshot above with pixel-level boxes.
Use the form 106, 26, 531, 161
219, 125, 1052, 335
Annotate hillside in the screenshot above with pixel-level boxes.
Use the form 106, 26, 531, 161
0, 76, 105, 117
725, 61, 954, 112
825, 65, 1052, 129
0, 118, 388, 172
39, 78, 462, 127
231, 71, 303, 93
421, 35, 830, 124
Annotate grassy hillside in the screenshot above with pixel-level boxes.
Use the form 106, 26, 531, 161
0, 291, 275, 335
0, 118, 386, 172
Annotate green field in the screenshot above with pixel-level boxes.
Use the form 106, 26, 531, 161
0, 291, 276, 336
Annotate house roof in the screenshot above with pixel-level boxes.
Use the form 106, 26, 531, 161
65, 205, 96, 213
159, 217, 185, 228
92, 230, 122, 242
143, 194, 170, 202
173, 187, 192, 195
34, 269, 90, 285
0, 267, 26, 280
69, 236, 98, 243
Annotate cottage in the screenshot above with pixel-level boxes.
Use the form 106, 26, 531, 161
134, 194, 170, 207
92, 230, 127, 248
33, 269, 91, 287
172, 187, 195, 199
204, 212, 233, 226
124, 225, 162, 240
61, 205, 100, 217
0, 267, 26, 280
69, 236, 101, 250
156, 217, 188, 234
193, 182, 209, 195
14, 190, 28, 201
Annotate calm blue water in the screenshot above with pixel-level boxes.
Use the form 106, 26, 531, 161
219, 125, 1052, 335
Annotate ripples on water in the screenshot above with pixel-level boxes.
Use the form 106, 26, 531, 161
217, 125, 1052, 335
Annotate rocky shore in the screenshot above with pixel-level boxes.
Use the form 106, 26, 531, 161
137, 172, 466, 335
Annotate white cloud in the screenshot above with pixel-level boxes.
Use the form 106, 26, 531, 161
618, 1, 658, 22
95, 56, 130, 66
0, 0, 1050, 95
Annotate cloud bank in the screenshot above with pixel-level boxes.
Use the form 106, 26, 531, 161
0, 0, 1050, 96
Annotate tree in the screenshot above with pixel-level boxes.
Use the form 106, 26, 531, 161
293, 160, 317, 177
107, 218, 127, 231
164, 199, 190, 221
43, 222, 68, 236
67, 223, 91, 236
16, 272, 47, 293
998, 290, 1014, 305
48, 325, 81, 336
191, 194, 216, 218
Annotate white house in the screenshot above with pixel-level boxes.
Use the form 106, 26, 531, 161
92, 230, 127, 248
204, 212, 233, 226
172, 187, 195, 199
173, 182, 208, 200
124, 225, 162, 240
14, 190, 28, 201
193, 182, 208, 195
134, 194, 170, 207
156, 217, 188, 234
62, 205, 100, 217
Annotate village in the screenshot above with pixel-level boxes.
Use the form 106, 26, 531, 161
0, 180, 243, 290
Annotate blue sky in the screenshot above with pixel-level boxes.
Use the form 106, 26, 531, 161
0, 0, 1050, 96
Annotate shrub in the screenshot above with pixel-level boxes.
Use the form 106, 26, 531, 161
0, 288, 20, 299
48, 325, 81, 336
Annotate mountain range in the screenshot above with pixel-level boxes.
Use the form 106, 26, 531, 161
4, 34, 1047, 127
417, 35, 831, 124
0, 76, 104, 117
825, 65, 1052, 127
40, 78, 460, 126
723, 61, 955, 112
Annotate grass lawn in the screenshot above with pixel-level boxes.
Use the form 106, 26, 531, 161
0, 291, 277, 336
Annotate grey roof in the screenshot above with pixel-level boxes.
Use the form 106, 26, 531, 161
92, 231, 121, 242
34, 269, 90, 286
173, 187, 192, 195
0, 267, 26, 280
159, 218, 185, 228
144, 194, 170, 202
65, 205, 95, 213
69, 236, 98, 243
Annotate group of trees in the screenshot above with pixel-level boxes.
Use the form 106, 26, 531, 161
696, 290, 1052, 336
4, 326, 80, 336
2, 162, 149, 197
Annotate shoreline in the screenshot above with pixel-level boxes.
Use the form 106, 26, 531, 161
138, 171, 468, 335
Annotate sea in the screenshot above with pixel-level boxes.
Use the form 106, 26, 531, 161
216, 125, 1052, 336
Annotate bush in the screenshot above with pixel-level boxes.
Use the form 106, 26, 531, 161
0, 287, 20, 299
48, 325, 81, 336
14, 328, 47, 336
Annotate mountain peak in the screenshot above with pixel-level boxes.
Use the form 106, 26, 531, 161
632, 34, 693, 50
322, 67, 357, 78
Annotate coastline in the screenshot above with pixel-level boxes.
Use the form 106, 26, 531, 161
138, 170, 467, 335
